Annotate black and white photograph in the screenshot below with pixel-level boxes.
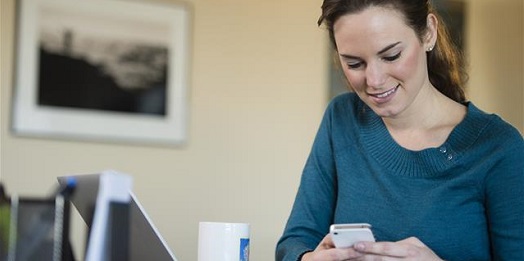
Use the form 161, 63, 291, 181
12, 0, 191, 145
38, 3, 170, 116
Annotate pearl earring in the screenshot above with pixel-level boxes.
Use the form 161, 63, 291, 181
427, 46, 434, 52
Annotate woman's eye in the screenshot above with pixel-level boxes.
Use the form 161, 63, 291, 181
347, 62, 363, 69
383, 52, 401, 62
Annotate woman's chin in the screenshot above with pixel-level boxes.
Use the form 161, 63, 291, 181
367, 104, 402, 118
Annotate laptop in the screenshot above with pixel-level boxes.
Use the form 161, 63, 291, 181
58, 172, 177, 261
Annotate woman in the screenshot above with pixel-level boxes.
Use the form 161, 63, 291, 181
276, 0, 524, 260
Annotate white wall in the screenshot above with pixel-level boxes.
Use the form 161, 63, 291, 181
1, 0, 522, 260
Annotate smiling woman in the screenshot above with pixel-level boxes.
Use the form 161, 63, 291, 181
276, 0, 524, 261
328, 0, 467, 101
332, 6, 444, 122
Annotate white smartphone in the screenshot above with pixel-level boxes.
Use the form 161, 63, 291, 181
329, 223, 375, 248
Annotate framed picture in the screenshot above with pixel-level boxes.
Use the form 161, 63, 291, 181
12, 0, 191, 146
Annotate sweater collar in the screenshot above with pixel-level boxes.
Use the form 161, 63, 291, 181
357, 100, 490, 177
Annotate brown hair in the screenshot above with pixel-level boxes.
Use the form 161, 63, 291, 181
318, 0, 467, 103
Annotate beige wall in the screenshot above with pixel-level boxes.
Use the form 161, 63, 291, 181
0, 0, 522, 260
465, 0, 523, 133
1, 0, 328, 260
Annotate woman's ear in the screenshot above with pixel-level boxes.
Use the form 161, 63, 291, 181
425, 13, 438, 51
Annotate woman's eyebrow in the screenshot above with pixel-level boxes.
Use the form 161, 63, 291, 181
339, 41, 402, 60
339, 53, 360, 60
377, 41, 401, 55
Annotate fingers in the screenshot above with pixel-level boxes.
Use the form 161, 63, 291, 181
308, 234, 438, 261
307, 234, 365, 261
354, 241, 410, 257
316, 234, 336, 250
353, 237, 424, 258
398, 237, 427, 247
307, 248, 365, 261
353, 237, 441, 261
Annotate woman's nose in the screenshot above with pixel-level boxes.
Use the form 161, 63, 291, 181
365, 62, 387, 88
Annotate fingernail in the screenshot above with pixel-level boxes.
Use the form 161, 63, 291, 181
355, 243, 365, 251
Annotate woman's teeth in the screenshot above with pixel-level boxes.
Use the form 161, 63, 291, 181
373, 85, 399, 98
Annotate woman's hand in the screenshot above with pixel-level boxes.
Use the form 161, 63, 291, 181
302, 236, 443, 261
301, 234, 364, 261
352, 237, 443, 261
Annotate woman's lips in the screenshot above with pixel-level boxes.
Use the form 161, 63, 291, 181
368, 84, 400, 103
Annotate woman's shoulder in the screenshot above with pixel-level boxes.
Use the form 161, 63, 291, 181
327, 92, 362, 112
465, 102, 523, 145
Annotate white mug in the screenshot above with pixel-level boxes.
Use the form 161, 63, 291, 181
198, 222, 250, 261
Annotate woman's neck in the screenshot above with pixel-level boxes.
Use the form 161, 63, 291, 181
382, 87, 466, 151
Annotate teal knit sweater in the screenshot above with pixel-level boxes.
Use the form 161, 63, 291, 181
276, 93, 524, 261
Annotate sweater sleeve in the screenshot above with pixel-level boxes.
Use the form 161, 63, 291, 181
484, 128, 524, 260
275, 101, 339, 261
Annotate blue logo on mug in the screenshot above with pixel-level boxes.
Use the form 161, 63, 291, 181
240, 238, 249, 261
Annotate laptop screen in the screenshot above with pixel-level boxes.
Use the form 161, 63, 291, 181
58, 173, 177, 261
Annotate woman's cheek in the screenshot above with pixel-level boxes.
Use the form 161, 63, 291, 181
394, 49, 424, 80
344, 71, 365, 91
